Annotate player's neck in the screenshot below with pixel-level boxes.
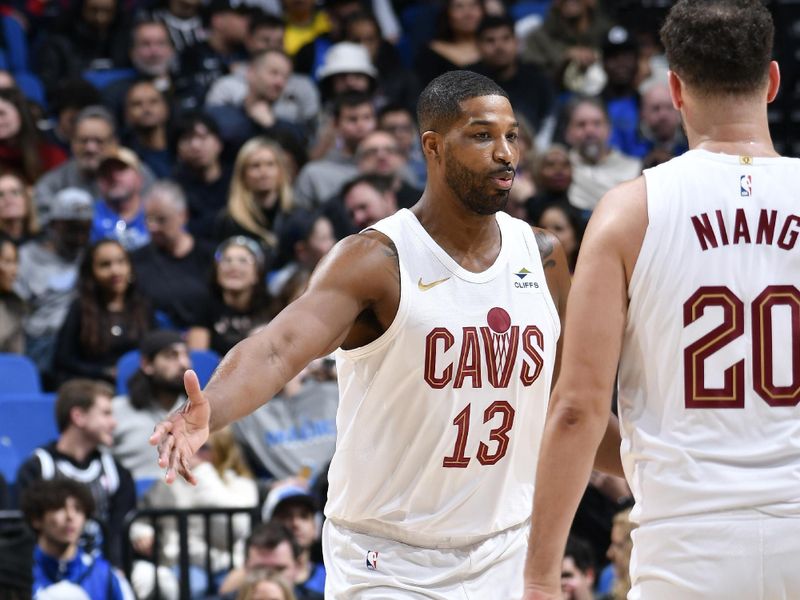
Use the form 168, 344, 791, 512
413, 188, 502, 271
685, 100, 778, 157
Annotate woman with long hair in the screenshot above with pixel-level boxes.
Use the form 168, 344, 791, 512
54, 239, 152, 383
0, 171, 39, 244
0, 89, 66, 184
414, 0, 485, 87
214, 138, 295, 268
533, 201, 585, 273
188, 236, 272, 355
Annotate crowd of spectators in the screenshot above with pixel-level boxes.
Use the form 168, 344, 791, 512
0, 0, 721, 597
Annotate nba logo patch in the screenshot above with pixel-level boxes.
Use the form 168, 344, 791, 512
740, 175, 752, 197
366, 550, 379, 570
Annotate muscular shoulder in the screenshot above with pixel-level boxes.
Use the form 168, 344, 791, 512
531, 226, 571, 317
586, 176, 648, 281
310, 230, 399, 306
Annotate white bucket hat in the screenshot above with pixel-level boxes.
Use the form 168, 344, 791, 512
316, 42, 378, 81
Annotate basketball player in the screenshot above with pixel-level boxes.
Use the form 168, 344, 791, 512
523, 1, 800, 599
150, 71, 617, 598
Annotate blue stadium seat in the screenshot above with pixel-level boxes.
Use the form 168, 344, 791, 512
135, 477, 158, 499
116, 350, 221, 395
510, 0, 552, 21
0, 436, 20, 484
0, 393, 58, 483
0, 353, 42, 395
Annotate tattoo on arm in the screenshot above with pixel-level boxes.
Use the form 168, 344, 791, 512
534, 230, 556, 270
382, 240, 400, 284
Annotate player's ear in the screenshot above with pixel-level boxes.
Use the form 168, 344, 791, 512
421, 131, 441, 161
767, 60, 780, 104
667, 70, 683, 110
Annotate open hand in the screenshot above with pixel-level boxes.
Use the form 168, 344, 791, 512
149, 370, 210, 485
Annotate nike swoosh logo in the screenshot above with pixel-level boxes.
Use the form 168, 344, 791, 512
418, 276, 451, 291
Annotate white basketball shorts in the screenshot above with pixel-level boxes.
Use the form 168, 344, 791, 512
629, 510, 800, 599
322, 519, 528, 599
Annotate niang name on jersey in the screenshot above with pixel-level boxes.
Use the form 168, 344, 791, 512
691, 208, 800, 251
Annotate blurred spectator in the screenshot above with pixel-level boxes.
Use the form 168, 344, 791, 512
33, 0, 130, 96
188, 236, 272, 355
532, 201, 585, 273
215, 137, 295, 258
0, 87, 66, 184
293, 91, 375, 208
341, 173, 398, 232
102, 19, 201, 121
235, 569, 296, 600
0, 171, 39, 244
283, 0, 332, 57
561, 536, 596, 600
414, 0, 483, 88
91, 147, 151, 251
219, 521, 323, 600
34, 106, 156, 224
147, 0, 207, 53
522, 0, 613, 94
378, 103, 425, 186
178, 0, 251, 106
601, 508, 636, 600
0, 232, 25, 353
207, 49, 308, 152
131, 428, 259, 599
601, 26, 641, 158
309, 42, 376, 160
205, 13, 321, 131
292, 0, 363, 77
316, 41, 376, 105
44, 78, 102, 155
528, 144, 572, 213
270, 211, 335, 296
356, 129, 421, 207
262, 485, 325, 596
0, 482, 34, 593
131, 182, 214, 330
343, 11, 419, 112
123, 80, 174, 178
112, 330, 190, 480
506, 119, 538, 211
564, 97, 641, 212
53, 239, 153, 384
16, 379, 136, 568
171, 111, 232, 241
633, 81, 686, 159
14, 188, 93, 378
22, 479, 134, 599
474, 15, 555, 137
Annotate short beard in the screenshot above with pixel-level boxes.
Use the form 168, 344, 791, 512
444, 151, 510, 216
151, 373, 185, 395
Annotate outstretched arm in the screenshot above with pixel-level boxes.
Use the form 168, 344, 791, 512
524, 178, 647, 599
150, 232, 399, 484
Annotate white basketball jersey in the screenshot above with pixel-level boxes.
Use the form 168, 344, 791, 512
325, 209, 560, 548
620, 149, 800, 524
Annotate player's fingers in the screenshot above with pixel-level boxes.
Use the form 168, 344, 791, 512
149, 420, 172, 446
183, 369, 204, 405
178, 453, 197, 486
165, 444, 181, 484
158, 433, 176, 469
